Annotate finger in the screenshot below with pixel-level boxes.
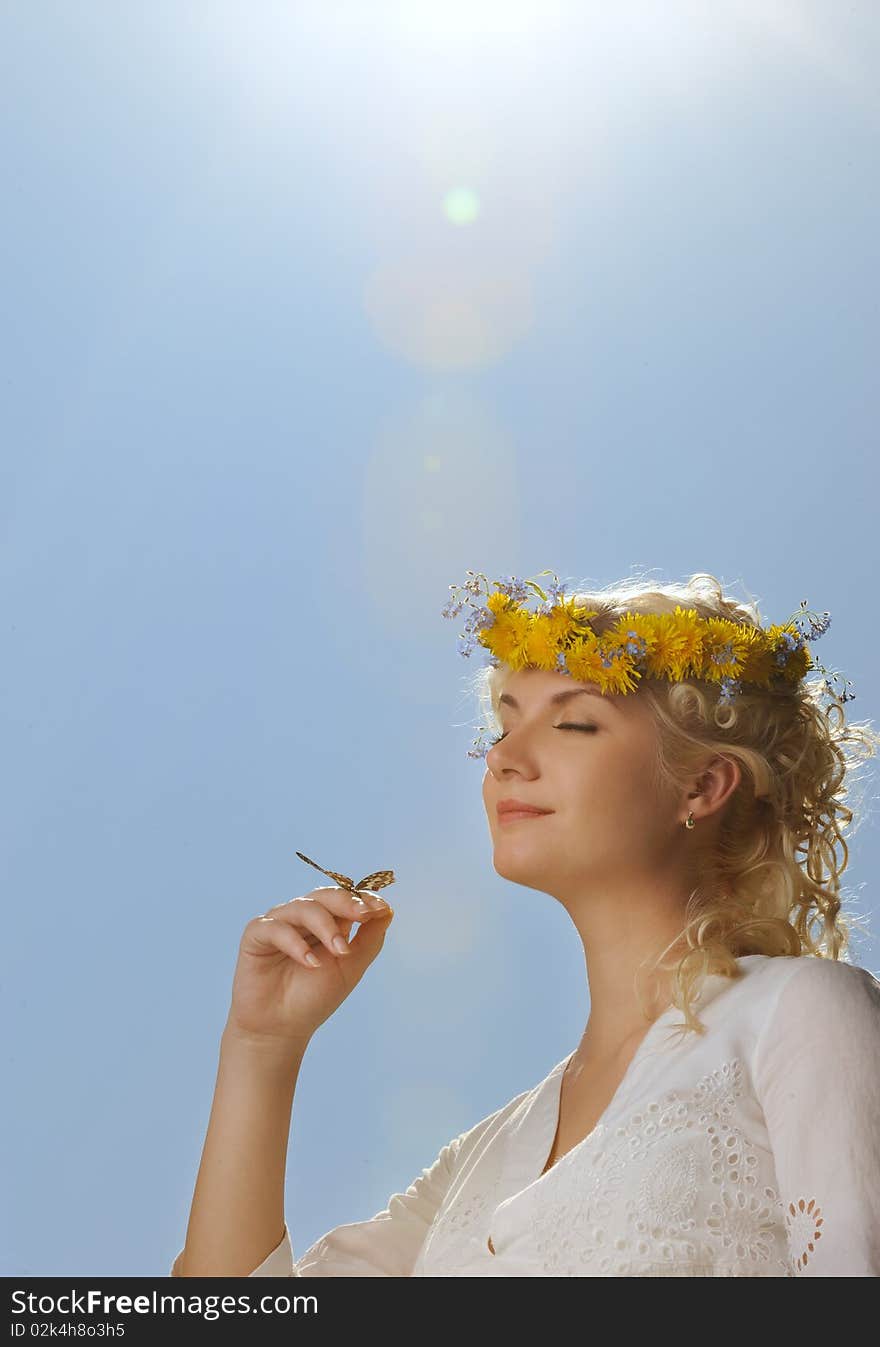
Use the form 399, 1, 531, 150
258, 896, 373, 960
344, 904, 394, 958
248, 915, 328, 970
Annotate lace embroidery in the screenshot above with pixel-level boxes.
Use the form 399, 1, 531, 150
528, 1057, 797, 1275
704, 1188, 780, 1263
785, 1197, 824, 1273
420, 1056, 818, 1276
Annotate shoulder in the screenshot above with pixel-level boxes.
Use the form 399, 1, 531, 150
736, 951, 878, 999
760, 953, 880, 1006
753, 955, 880, 1064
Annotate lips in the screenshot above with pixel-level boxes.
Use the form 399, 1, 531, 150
496, 800, 553, 818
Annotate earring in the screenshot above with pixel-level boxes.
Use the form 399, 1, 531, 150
685, 811, 695, 829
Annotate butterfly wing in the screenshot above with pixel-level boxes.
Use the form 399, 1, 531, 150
295, 850, 354, 890
353, 869, 396, 893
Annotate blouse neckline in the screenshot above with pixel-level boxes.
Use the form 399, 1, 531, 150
483, 956, 770, 1259
536, 954, 769, 1181
538, 1004, 674, 1179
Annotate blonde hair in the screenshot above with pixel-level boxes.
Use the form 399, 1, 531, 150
468, 569, 879, 1038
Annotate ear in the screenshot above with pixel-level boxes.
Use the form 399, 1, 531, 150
691, 754, 741, 820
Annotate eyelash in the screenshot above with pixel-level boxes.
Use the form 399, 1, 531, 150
489, 724, 598, 745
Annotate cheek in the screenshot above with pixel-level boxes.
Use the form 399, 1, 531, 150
566, 750, 657, 810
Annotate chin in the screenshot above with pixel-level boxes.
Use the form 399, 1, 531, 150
492, 849, 545, 884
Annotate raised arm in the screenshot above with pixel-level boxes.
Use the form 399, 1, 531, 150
172, 1029, 306, 1276
173, 883, 394, 1276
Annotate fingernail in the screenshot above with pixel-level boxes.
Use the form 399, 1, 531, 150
332, 935, 351, 955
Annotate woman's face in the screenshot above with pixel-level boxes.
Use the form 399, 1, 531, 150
481, 667, 682, 899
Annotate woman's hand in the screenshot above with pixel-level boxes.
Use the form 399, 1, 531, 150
225, 886, 394, 1049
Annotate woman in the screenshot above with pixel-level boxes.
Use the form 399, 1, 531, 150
172, 569, 880, 1277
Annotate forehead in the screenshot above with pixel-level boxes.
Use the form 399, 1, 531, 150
496, 669, 626, 714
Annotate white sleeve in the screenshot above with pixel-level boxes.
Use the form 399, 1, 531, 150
287, 1127, 467, 1277
171, 1091, 526, 1277
169, 1226, 295, 1278
753, 956, 880, 1276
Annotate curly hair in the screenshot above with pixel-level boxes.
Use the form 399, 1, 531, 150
467, 570, 879, 1039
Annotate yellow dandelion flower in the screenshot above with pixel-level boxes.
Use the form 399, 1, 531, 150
486, 590, 511, 617
556, 596, 600, 638
596, 646, 642, 695
784, 642, 811, 684
698, 617, 752, 685
523, 614, 561, 671
563, 637, 606, 686
738, 626, 777, 689
481, 604, 532, 670
544, 603, 581, 648
606, 613, 661, 665
663, 607, 706, 681
769, 624, 811, 685
478, 613, 514, 663
639, 612, 685, 681
748, 623, 800, 688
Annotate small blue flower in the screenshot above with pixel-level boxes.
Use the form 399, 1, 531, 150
494, 575, 530, 603
774, 630, 806, 667
717, 676, 742, 706
710, 641, 737, 666
790, 602, 832, 642
463, 605, 495, 635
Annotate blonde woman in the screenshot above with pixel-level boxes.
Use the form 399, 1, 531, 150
172, 570, 880, 1277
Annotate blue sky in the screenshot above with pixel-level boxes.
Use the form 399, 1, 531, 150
2, 1, 878, 1276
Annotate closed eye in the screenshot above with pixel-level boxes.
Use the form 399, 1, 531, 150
489, 723, 597, 744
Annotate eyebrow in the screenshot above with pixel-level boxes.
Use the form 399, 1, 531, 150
497, 687, 618, 712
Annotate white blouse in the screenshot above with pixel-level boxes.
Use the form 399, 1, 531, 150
171, 953, 880, 1277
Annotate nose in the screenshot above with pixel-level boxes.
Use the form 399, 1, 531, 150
485, 731, 534, 778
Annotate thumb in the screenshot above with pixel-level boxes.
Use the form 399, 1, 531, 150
346, 906, 394, 964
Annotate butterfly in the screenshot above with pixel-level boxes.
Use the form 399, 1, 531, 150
295, 850, 396, 898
